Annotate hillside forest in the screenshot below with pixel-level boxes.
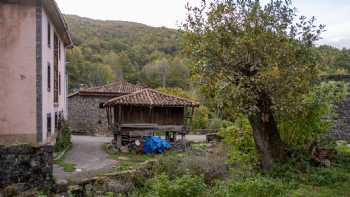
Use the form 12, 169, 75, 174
65, 14, 350, 93
65, 15, 190, 91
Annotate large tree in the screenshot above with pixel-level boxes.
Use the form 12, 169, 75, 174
183, 0, 324, 171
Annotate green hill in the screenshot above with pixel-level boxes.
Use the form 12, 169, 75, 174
64, 15, 189, 91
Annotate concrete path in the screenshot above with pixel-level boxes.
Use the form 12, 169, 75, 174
53, 134, 206, 181
53, 135, 117, 181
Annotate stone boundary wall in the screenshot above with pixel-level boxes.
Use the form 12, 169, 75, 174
0, 144, 54, 193
323, 75, 350, 140
57, 160, 156, 196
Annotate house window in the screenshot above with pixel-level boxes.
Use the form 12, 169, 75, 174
58, 40, 61, 60
47, 63, 51, 92
54, 34, 59, 104
99, 103, 104, 109
48, 22, 51, 48
54, 112, 58, 129
47, 113, 52, 137
59, 72, 61, 95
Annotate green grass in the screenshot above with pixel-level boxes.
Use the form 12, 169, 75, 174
336, 144, 350, 154
55, 159, 76, 172
53, 143, 76, 173
291, 182, 350, 197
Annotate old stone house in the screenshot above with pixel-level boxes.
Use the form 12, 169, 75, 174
0, 0, 73, 145
68, 81, 144, 136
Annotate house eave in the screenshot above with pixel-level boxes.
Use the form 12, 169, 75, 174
43, 0, 73, 48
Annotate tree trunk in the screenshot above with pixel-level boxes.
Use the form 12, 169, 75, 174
248, 91, 286, 172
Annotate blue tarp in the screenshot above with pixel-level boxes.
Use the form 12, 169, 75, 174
144, 136, 172, 154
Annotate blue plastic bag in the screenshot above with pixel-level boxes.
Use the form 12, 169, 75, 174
144, 136, 172, 154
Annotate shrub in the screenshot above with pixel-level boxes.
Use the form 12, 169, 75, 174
208, 118, 233, 130
219, 117, 257, 166
278, 81, 348, 146
307, 167, 350, 186
54, 122, 72, 153
192, 106, 209, 130
210, 176, 291, 197
152, 147, 228, 184
177, 154, 228, 184
141, 174, 206, 197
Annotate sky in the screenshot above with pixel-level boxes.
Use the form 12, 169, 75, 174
56, 0, 350, 48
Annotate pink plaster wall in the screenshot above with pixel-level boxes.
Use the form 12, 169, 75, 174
0, 1, 68, 145
0, 1, 37, 144
41, 8, 68, 143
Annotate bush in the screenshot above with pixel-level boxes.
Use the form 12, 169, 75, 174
192, 106, 209, 130
219, 117, 257, 166
139, 174, 206, 197
210, 176, 291, 197
208, 118, 233, 130
278, 81, 348, 146
152, 147, 229, 184
177, 154, 228, 184
54, 122, 72, 153
307, 167, 350, 186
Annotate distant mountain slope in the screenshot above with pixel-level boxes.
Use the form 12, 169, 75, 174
64, 15, 190, 91
65, 15, 179, 55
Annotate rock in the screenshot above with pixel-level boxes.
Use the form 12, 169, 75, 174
55, 179, 68, 193
68, 185, 84, 196
106, 180, 134, 193
321, 159, 331, 168
30, 160, 39, 168
120, 146, 129, 153
336, 140, 347, 145
2, 185, 19, 197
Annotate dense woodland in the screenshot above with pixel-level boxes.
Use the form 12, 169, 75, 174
65, 15, 191, 91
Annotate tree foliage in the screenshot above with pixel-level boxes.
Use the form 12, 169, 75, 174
316, 45, 350, 74
183, 0, 325, 171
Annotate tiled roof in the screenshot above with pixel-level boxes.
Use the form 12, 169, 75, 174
82, 81, 144, 94
104, 89, 199, 107
68, 81, 145, 97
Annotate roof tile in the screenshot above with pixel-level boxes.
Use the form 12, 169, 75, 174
104, 89, 199, 107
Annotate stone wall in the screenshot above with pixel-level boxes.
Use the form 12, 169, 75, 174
329, 97, 350, 140
0, 144, 54, 193
68, 95, 112, 136
65, 161, 155, 196
323, 75, 350, 140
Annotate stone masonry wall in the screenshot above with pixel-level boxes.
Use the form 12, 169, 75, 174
329, 97, 350, 140
0, 144, 54, 192
323, 75, 350, 140
68, 96, 113, 136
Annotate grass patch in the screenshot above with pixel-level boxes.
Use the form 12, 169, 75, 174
102, 143, 154, 162
54, 143, 76, 173
336, 143, 350, 154
292, 181, 350, 197
55, 159, 76, 172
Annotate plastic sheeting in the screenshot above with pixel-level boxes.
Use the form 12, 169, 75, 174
144, 136, 172, 154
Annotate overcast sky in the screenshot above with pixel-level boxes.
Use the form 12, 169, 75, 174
56, 0, 350, 48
